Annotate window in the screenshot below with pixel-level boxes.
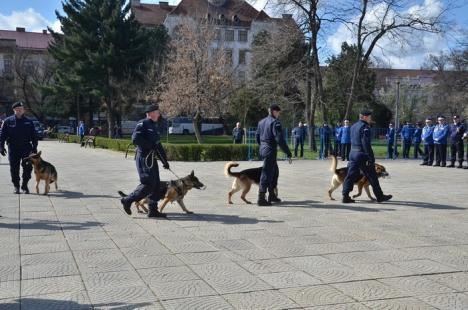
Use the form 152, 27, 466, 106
215, 29, 222, 41
3, 58, 12, 76
237, 70, 246, 81
224, 49, 233, 65
238, 30, 248, 42
238, 50, 247, 65
24, 60, 35, 74
225, 29, 234, 41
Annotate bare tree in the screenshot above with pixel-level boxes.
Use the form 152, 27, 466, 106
159, 18, 235, 143
342, 0, 451, 119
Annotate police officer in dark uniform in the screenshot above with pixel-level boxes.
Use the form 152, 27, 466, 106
256, 104, 292, 206
0, 101, 38, 194
120, 104, 169, 217
342, 110, 392, 203
448, 115, 465, 168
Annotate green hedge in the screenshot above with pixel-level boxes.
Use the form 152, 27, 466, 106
54, 134, 259, 161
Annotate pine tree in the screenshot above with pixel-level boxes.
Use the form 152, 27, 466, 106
49, 0, 168, 137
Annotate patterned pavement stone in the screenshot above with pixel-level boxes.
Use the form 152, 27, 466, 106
258, 271, 322, 288
148, 279, 217, 300
280, 285, 355, 307
223, 290, 300, 309
162, 296, 234, 310
331, 280, 408, 301
417, 293, 468, 310
363, 297, 437, 309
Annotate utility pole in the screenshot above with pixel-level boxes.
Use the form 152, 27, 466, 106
394, 81, 400, 159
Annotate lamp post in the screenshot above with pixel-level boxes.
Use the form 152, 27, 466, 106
394, 81, 400, 159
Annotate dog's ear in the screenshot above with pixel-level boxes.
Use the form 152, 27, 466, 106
191, 170, 194, 176
38, 151, 42, 156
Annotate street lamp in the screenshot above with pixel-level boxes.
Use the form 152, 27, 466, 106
394, 80, 400, 159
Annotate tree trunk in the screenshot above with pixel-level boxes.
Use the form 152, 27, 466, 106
106, 97, 114, 138
193, 110, 203, 144
344, 60, 360, 120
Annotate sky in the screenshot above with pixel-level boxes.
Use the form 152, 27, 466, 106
0, 0, 467, 69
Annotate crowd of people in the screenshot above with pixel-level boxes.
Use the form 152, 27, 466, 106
385, 115, 467, 168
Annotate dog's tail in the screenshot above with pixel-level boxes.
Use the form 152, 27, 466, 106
117, 190, 127, 198
330, 155, 338, 172
224, 161, 241, 177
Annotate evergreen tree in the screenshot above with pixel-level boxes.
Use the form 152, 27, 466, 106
49, 0, 168, 137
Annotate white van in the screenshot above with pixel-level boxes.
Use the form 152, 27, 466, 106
169, 117, 223, 135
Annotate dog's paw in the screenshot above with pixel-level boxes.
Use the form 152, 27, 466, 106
228, 201, 233, 204
186, 211, 194, 214
330, 198, 335, 201
138, 210, 144, 214
246, 201, 252, 204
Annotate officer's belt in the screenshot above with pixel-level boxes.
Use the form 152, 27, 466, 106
351, 147, 365, 152
260, 140, 276, 144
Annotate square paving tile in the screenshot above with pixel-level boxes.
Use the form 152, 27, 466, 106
162, 296, 234, 310
223, 290, 300, 310
332, 280, 408, 301
281, 285, 355, 307
148, 279, 217, 300
417, 293, 468, 310
259, 271, 322, 288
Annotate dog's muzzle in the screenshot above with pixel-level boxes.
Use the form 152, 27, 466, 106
196, 185, 207, 190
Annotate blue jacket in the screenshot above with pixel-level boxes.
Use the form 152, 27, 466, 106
421, 125, 434, 145
413, 128, 422, 144
400, 125, 413, 141
450, 122, 465, 143
319, 126, 331, 139
334, 126, 342, 141
433, 124, 449, 144
256, 115, 291, 157
0, 115, 38, 153
132, 118, 168, 162
292, 126, 306, 142
350, 120, 374, 161
386, 127, 395, 144
79, 123, 85, 136
232, 127, 244, 142
340, 126, 351, 144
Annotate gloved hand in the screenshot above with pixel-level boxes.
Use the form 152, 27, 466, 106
163, 162, 170, 170
0, 147, 6, 156
32, 149, 37, 154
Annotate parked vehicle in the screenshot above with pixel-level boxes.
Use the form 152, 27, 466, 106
168, 117, 223, 135
33, 121, 45, 140
56, 125, 74, 134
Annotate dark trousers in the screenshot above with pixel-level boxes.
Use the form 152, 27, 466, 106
450, 141, 464, 164
423, 144, 434, 165
124, 153, 161, 208
334, 141, 341, 157
387, 142, 394, 159
402, 139, 411, 158
413, 142, 423, 159
342, 152, 383, 198
434, 144, 447, 166
294, 138, 304, 157
341, 143, 351, 161
319, 138, 330, 159
234, 139, 242, 144
8, 146, 33, 187
259, 152, 278, 194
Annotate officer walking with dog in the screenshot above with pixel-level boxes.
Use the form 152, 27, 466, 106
0, 101, 38, 194
256, 104, 292, 206
120, 104, 169, 218
342, 110, 392, 203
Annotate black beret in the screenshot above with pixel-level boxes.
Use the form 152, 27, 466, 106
144, 104, 159, 113
269, 103, 281, 112
360, 110, 372, 116
12, 101, 24, 109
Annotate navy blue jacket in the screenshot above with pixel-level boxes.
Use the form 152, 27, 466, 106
433, 124, 450, 144
232, 127, 244, 142
413, 128, 422, 143
400, 125, 413, 141
319, 126, 331, 139
334, 126, 342, 141
450, 122, 465, 143
132, 118, 168, 162
0, 115, 38, 152
422, 125, 434, 144
292, 126, 306, 142
256, 115, 291, 157
340, 126, 351, 144
386, 127, 395, 144
350, 119, 374, 161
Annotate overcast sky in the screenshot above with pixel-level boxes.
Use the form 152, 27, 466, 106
0, 0, 466, 69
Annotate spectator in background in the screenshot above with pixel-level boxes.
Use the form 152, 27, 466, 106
232, 122, 245, 144
319, 123, 331, 160
334, 121, 342, 157
448, 115, 465, 168
433, 116, 450, 167
78, 121, 85, 145
400, 121, 413, 159
292, 121, 306, 158
340, 120, 351, 161
386, 123, 395, 159
421, 117, 435, 166
413, 122, 423, 159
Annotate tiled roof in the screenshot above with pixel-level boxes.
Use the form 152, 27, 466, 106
0, 29, 53, 50
132, 3, 176, 26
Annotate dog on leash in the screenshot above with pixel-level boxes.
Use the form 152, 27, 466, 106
328, 155, 389, 201
224, 162, 279, 204
118, 171, 206, 214
26, 151, 58, 195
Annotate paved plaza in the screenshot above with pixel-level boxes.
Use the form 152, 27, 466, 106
0, 140, 468, 309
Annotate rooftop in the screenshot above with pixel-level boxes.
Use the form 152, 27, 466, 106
0, 28, 53, 50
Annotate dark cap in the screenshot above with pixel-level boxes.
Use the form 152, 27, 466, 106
12, 101, 24, 109
437, 115, 445, 119
425, 117, 433, 121
269, 104, 281, 112
360, 110, 372, 116
453, 115, 460, 119
144, 104, 159, 113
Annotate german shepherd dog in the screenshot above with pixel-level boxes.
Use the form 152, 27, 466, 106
26, 151, 58, 195
224, 162, 278, 204
118, 171, 206, 214
328, 155, 389, 201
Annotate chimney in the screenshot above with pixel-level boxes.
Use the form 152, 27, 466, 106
131, 0, 140, 6
42, 29, 47, 34
160, 1, 169, 6
16, 27, 26, 32
282, 14, 292, 19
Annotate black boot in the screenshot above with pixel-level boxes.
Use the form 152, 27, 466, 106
457, 163, 463, 169
14, 187, 20, 194
120, 197, 132, 215
342, 195, 355, 203
21, 183, 29, 194
268, 192, 281, 203
447, 162, 455, 168
148, 205, 167, 218
377, 194, 393, 202
257, 192, 272, 206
